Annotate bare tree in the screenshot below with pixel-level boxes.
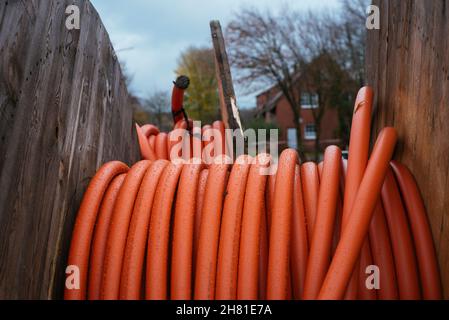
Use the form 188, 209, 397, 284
289, 6, 363, 156
327, 0, 370, 145
226, 1, 368, 158
335, 0, 369, 86
226, 8, 308, 159
142, 90, 170, 130
293, 1, 367, 85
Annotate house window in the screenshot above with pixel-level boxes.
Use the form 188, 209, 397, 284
301, 92, 319, 109
287, 128, 298, 149
304, 124, 317, 140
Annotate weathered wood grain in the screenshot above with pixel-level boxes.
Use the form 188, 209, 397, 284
210, 20, 244, 136
366, 0, 449, 298
0, 0, 139, 299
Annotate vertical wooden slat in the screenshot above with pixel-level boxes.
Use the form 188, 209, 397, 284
0, 0, 139, 299
366, 0, 449, 298
210, 20, 244, 136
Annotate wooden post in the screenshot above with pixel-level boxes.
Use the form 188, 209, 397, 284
210, 20, 244, 137
366, 0, 449, 297
0, 0, 139, 298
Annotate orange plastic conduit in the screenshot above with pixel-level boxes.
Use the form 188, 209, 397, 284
368, 201, 399, 299
135, 124, 157, 161
266, 149, 298, 299
65, 85, 442, 301
390, 161, 442, 299
303, 146, 341, 299
171, 163, 204, 300
258, 192, 269, 300
194, 160, 230, 299
290, 164, 309, 300
146, 163, 183, 299
381, 168, 421, 299
65, 161, 129, 300
357, 239, 377, 300
101, 161, 151, 300
216, 155, 252, 299
237, 154, 270, 299
141, 124, 160, 138
341, 86, 373, 300
88, 173, 126, 300
155, 133, 169, 160
300, 162, 320, 244
119, 160, 169, 299
193, 168, 209, 273
265, 166, 277, 237
65, 144, 441, 300
318, 127, 398, 299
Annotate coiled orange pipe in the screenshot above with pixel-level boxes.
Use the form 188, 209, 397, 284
170, 163, 204, 299
237, 154, 270, 299
65, 161, 129, 300
120, 160, 169, 299
390, 161, 442, 299
303, 146, 341, 299
381, 168, 421, 299
318, 127, 398, 299
65, 86, 442, 300
368, 201, 398, 299
290, 164, 308, 299
341, 86, 373, 299
300, 162, 319, 244
216, 155, 252, 299
194, 160, 230, 299
101, 160, 151, 300
266, 149, 298, 299
146, 163, 183, 299
89, 173, 126, 300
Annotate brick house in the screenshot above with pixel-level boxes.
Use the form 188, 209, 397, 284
256, 84, 342, 155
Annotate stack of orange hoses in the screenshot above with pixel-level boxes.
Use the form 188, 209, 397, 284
64, 86, 442, 300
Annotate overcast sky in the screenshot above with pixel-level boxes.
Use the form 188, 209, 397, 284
91, 0, 341, 108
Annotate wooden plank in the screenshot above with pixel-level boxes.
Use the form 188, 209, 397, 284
366, 0, 449, 297
0, 0, 139, 298
210, 20, 244, 136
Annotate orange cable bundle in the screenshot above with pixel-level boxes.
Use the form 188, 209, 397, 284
64, 86, 442, 300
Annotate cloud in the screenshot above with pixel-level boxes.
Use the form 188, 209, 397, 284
91, 0, 341, 107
